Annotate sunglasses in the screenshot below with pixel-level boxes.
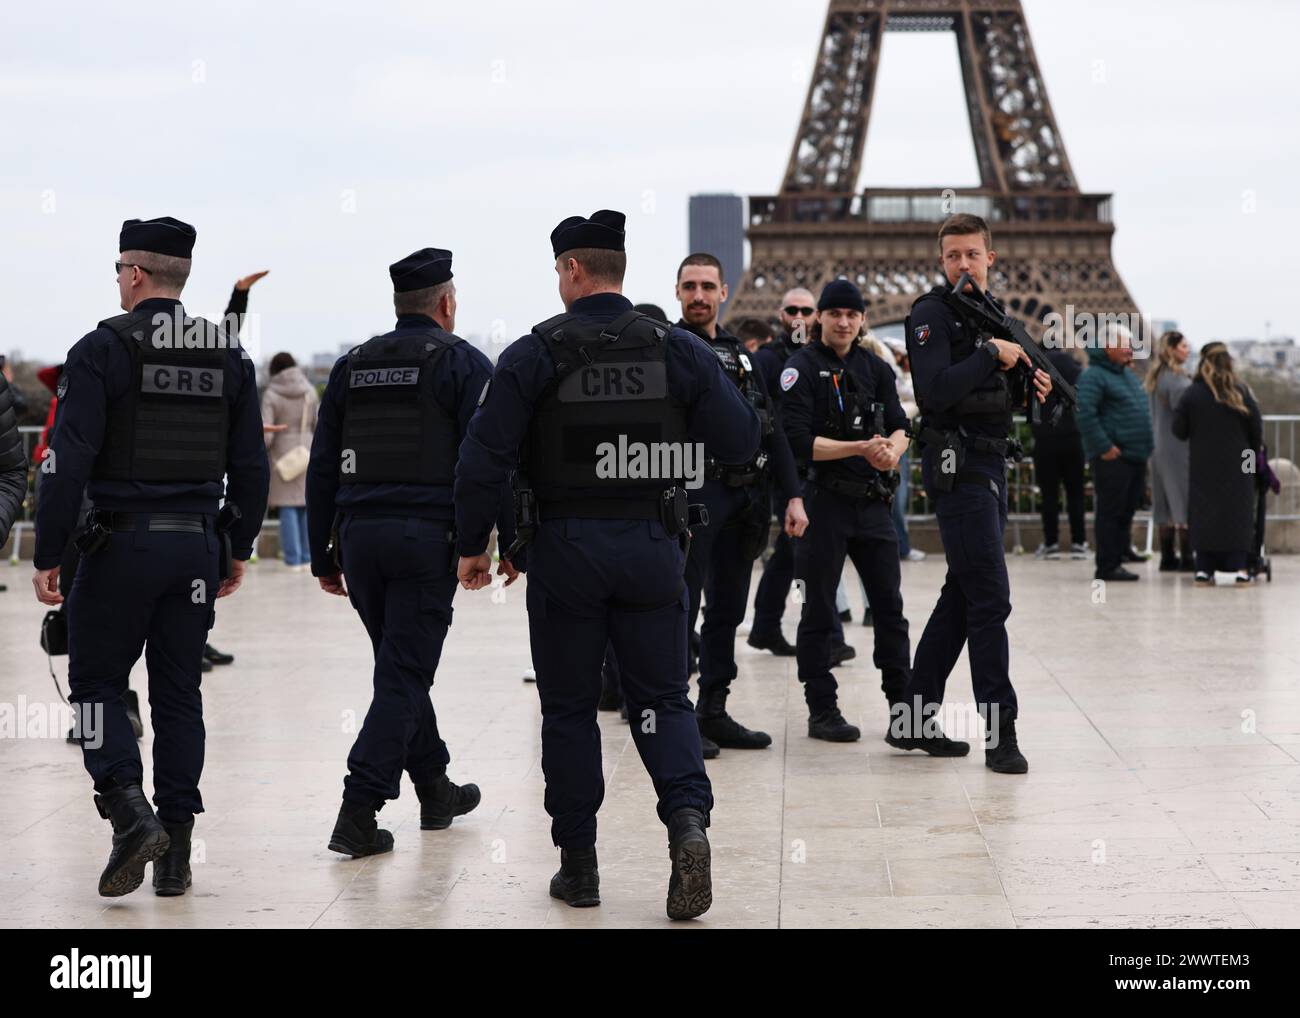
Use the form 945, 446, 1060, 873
115, 261, 153, 276
783, 306, 816, 316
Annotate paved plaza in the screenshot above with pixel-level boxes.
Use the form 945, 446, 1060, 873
2, 552, 1298, 929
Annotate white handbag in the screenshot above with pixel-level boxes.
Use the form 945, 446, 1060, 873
274, 396, 313, 482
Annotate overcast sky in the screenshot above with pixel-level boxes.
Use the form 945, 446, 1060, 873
3, 0, 1297, 367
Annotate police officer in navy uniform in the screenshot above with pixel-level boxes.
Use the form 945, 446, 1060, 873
454, 211, 759, 920
899, 214, 1050, 774
780, 280, 916, 743
748, 286, 853, 663
33, 217, 270, 898
674, 253, 806, 754
307, 248, 497, 857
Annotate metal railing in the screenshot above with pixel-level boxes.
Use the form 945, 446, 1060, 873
8, 417, 1300, 563
901, 414, 1300, 554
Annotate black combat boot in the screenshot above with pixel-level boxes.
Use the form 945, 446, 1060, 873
808, 707, 860, 742
415, 774, 481, 830
697, 686, 771, 750
666, 808, 712, 920
1178, 529, 1196, 572
985, 715, 1029, 774
327, 799, 395, 857
549, 846, 600, 907
884, 702, 971, 757
94, 783, 171, 898
152, 817, 194, 896
829, 641, 857, 667
746, 629, 795, 656
700, 733, 720, 759
203, 643, 234, 665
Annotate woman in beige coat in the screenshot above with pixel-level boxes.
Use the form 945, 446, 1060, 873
262, 352, 319, 570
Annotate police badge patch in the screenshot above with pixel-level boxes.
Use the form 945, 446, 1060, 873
56, 374, 69, 400
913, 324, 931, 346
780, 367, 799, 392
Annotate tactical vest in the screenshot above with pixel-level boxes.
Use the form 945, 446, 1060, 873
339, 327, 461, 485
528, 310, 691, 503
809, 343, 883, 482
906, 286, 1012, 429
704, 333, 772, 484
92, 309, 230, 483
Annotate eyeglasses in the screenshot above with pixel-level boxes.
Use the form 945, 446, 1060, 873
783, 306, 816, 316
115, 261, 153, 276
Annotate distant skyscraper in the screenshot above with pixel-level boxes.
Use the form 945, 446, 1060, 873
688, 194, 744, 315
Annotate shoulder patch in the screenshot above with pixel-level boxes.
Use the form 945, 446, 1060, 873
913, 324, 931, 346
780, 366, 799, 392
738, 353, 753, 373
477, 379, 491, 407
56, 374, 69, 400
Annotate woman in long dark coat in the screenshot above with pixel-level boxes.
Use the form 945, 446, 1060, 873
1172, 343, 1263, 585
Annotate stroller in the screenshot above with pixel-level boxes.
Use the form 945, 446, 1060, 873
1248, 443, 1280, 582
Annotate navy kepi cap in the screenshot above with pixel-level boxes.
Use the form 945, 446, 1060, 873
119, 217, 196, 258
389, 248, 454, 292
818, 278, 865, 313
551, 210, 625, 257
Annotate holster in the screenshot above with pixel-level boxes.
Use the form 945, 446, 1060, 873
215, 503, 242, 581
40, 608, 69, 656
506, 487, 537, 560
326, 510, 343, 571
738, 496, 771, 561
73, 512, 111, 557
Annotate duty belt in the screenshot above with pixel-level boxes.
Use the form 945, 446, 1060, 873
95, 511, 212, 534
704, 460, 762, 488
815, 473, 896, 503
916, 423, 1023, 461
538, 497, 663, 522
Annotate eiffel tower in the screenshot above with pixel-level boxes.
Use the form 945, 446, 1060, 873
725, 0, 1138, 338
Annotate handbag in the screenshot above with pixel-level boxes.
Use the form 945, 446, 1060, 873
274, 394, 313, 483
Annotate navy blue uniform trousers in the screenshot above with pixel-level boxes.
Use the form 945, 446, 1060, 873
751, 523, 793, 637
905, 475, 1018, 720
794, 485, 910, 712
68, 523, 218, 821
526, 516, 712, 850
684, 482, 761, 695
340, 515, 455, 807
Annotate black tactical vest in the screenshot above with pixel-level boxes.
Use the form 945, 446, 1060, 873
528, 310, 691, 498
810, 342, 883, 481
906, 286, 1012, 428
705, 332, 772, 480
339, 327, 461, 485
92, 309, 230, 483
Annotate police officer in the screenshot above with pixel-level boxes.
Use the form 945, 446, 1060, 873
674, 253, 806, 754
781, 280, 916, 742
900, 214, 1050, 773
32, 217, 270, 897
747, 287, 816, 656
307, 248, 495, 857
454, 210, 759, 920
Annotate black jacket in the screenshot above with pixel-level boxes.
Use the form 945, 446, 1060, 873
1172, 377, 1263, 553
0, 374, 28, 545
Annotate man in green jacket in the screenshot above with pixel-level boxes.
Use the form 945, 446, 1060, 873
1076, 325, 1154, 582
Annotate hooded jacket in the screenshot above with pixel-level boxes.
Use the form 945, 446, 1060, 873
261, 365, 318, 507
